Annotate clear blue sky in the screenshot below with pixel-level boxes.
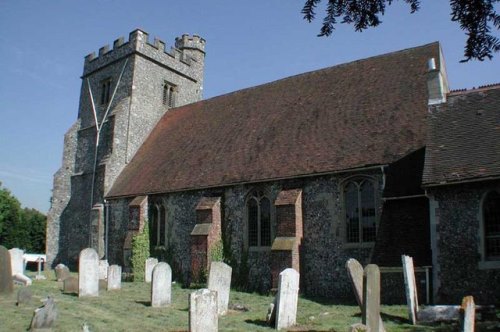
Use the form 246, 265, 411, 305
0, 1, 499, 213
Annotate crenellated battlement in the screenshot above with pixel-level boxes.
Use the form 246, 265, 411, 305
83, 29, 205, 77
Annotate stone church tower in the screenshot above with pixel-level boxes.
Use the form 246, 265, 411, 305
46, 30, 205, 267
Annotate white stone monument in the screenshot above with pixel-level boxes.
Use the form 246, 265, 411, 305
9, 248, 24, 276
207, 261, 232, 315
363, 264, 380, 332
151, 262, 172, 307
107, 265, 122, 290
79, 248, 99, 297
461, 296, 475, 332
189, 288, 218, 332
402, 255, 419, 325
145, 257, 158, 283
99, 260, 109, 280
275, 268, 300, 330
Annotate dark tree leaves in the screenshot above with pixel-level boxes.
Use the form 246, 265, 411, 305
302, 0, 500, 61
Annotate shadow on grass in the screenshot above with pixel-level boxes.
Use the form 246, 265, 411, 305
244, 319, 269, 327
61, 292, 78, 297
351, 311, 410, 325
135, 300, 151, 306
300, 294, 356, 306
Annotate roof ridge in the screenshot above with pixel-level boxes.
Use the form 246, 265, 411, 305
449, 82, 500, 95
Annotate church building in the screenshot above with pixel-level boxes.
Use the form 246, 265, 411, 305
47, 30, 500, 304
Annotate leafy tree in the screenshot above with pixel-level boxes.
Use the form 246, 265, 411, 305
21, 208, 46, 252
302, 0, 500, 61
0, 182, 22, 247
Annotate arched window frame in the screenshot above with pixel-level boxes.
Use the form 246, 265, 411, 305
149, 202, 167, 248
478, 190, 500, 269
341, 176, 379, 247
245, 189, 275, 250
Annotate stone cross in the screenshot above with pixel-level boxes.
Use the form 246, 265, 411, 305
402, 255, 419, 325
145, 257, 158, 283
55, 263, 70, 281
207, 261, 232, 315
35, 258, 46, 280
29, 297, 57, 331
363, 264, 381, 332
460, 296, 475, 332
346, 258, 385, 332
189, 288, 218, 332
79, 248, 99, 297
99, 260, 109, 280
9, 248, 24, 275
151, 262, 172, 307
107, 265, 122, 290
0, 246, 14, 295
275, 268, 300, 330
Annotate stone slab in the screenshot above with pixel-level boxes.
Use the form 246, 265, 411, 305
417, 305, 460, 322
189, 288, 218, 332
145, 257, 158, 283
207, 261, 232, 315
402, 255, 419, 325
363, 264, 380, 332
461, 296, 475, 332
9, 248, 24, 275
63, 276, 78, 294
99, 260, 109, 280
275, 268, 300, 330
13, 273, 32, 286
107, 265, 122, 290
29, 297, 57, 331
79, 248, 99, 297
0, 245, 13, 295
151, 262, 172, 307
54, 264, 70, 281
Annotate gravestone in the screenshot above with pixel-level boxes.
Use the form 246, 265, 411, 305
79, 248, 99, 297
346, 258, 385, 332
363, 264, 380, 332
63, 276, 78, 294
189, 288, 218, 332
55, 264, 70, 281
145, 257, 158, 283
17, 287, 32, 306
151, 262, 172, 307
29, 297, 57, 331
35, 258, 46, 280
99, 260, 109, 280
0, 245, 14, 295
460, 296, 475, 332
402, 255, 419, 325
207, 261, 232, 315
9, 248, 24, 275
107, 265, 122, 290
275, 268, 300, 330
266, 297, 277, 326
13, 273, 32, 286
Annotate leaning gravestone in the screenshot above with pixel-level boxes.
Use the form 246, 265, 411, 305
207, 261, 232, 315
346, 258, 385, 332
79, 248, 99, 297
107, 265, 122, 290
151, 262, 172, 307
402, 255, 419, 325
275, 268, 300, 330
29, 297, 57, 331
189, 288, 218, 332
363, 264, 381, 332
9, 248, 24, 275
99, 260, 109, 280
145, 257, 158, 283
55, 264, 70, 281
460, 296, 475, 332
0, 245, 14, 295
63, 276, 78, 294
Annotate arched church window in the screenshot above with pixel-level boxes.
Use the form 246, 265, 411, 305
483, 191, 500, 260
150, 204, 167, 247
344, 178, 377, 243
247, 190, 272, 247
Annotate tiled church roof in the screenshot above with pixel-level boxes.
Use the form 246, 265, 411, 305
107, 42, 440, 198
422, 85, 500, 186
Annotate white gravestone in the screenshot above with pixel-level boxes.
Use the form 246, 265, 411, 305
275, 268, 300, 330
189, 288, 218, 332
207, 261, 232, 315
9, 248, 24, 276
461, 296, 475, 332
402, 255, 419, 325
79, 248, 99, 297
107, 265, 122, 290
145, 257, 158, 283
99, 260, 109, 280
151, 262, 172, 307
363, 264, 380, 332
13, 273, 32, 286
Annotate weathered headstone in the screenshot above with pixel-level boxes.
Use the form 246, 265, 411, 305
99, 279, 107, 291
363, 264, 380, 332
402, 255, 419, 325
207, 261, 232, 315
13, 273, 32, 286
189, 288, 218, 332
107, 265, 122, 290
145, 257, 158, 283
151, 262, 172, 307
460, 296, 475, 332
0, 245, 14, 295
275, 268, 300, 330
17, 287, 32, 306
78, 248, 99, 297
9, 248, 24, 275
29, 297, 57, 331
63, 276, 78, 294
99, 260, 109, 280
54, 264, 70, 281
346, 258, 385, 332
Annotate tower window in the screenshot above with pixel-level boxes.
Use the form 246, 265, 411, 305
163, 82, 177, 108
100, 78, 112, 105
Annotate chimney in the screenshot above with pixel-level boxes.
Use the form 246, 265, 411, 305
427, 57, 449, 105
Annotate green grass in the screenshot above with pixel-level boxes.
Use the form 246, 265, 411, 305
0, 271, 495, 331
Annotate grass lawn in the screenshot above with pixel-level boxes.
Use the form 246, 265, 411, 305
0, 270, 495, 331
